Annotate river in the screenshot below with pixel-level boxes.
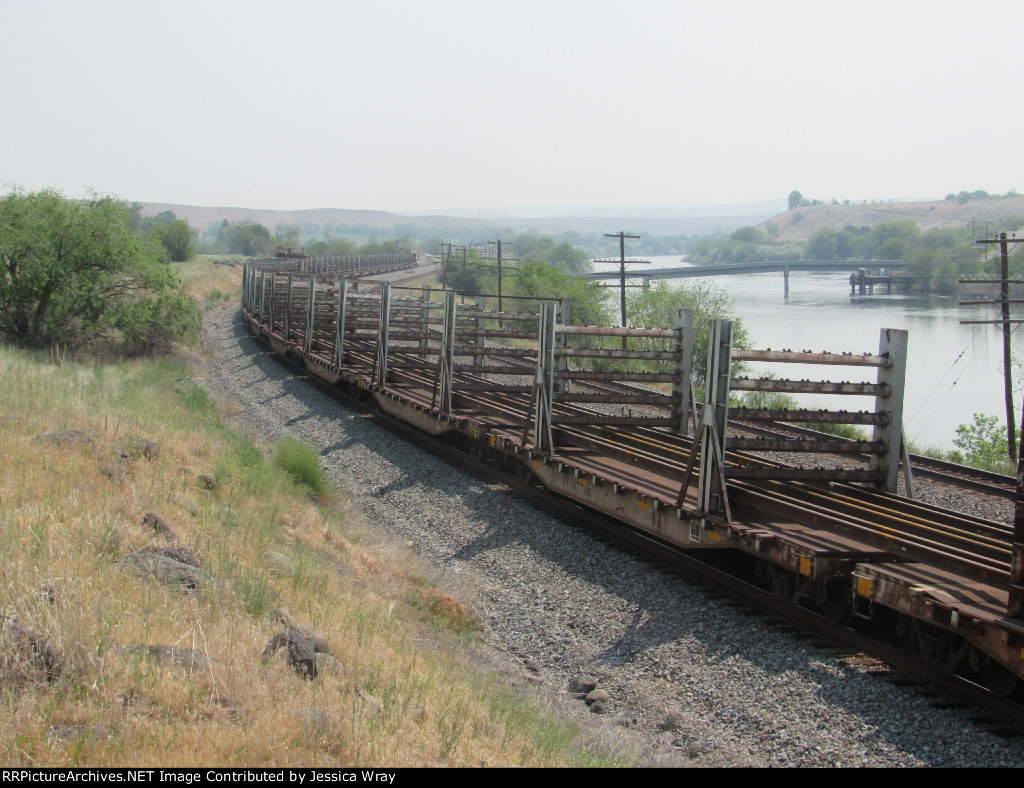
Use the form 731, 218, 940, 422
593, 255, 1024, 451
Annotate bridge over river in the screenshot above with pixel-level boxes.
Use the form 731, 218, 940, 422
588, 259, 906, 295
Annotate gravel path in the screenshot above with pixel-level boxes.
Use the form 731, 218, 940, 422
201, 304, 1024, 767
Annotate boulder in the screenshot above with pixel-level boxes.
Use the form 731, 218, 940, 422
0, 615, 58, 681
569, 674, 598, 694
111, 435, 158, 463
263, 630, 317, 679
47, 723, 114, 742
265, 551, 293, 574
36, 430, 93, 449
585, 688, 610, 705
174, 494, 199, 517
271, 609, 331, 654
141, 513, 175, 539
122, 645, 213, 674
147, 546, 199, 567
355, 686, 383, 718
295, 709, 340, 740
99, 463, 130, 482
316, 653, 344, 674
117, 547, 206, 590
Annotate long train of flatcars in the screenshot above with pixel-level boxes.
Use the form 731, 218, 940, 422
241, 252, 1024, 697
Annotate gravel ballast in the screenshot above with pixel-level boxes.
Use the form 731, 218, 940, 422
201, 303, 1024, 767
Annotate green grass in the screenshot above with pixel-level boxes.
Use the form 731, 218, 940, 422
273, 435, 328, 496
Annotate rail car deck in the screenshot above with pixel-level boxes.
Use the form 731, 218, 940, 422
241, 258, 1024, 688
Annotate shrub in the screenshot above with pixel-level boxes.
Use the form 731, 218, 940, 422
953, 413, 1016, 473
273, 435, 327, 496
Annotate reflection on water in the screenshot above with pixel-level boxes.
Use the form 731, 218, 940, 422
594, 255, 1023, 450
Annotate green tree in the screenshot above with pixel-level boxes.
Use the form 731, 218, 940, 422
0, 187, 199, 350
509, 262, 610, 329
835, 230, 858, 259
787, 190, 805, 211
273, 223, 300, 249
859, 220, 920, 259
512, 234, 590, 273
154, 218, 198, 262
730, 226, 766, 244
218, 218, 272, 255
806, 228, 839, 260
627, 280, 750, 389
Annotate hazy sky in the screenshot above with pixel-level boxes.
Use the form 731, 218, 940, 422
2, 0, 1020, 213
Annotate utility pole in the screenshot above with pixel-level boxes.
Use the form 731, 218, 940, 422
441, 241, 452, 288
1001, 234, 1014, 460
603, 231, 643, 349
996, 232, 1015, 462
487, 238, 507, 320
960, 232, 1024, 462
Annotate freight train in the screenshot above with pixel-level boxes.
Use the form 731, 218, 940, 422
241, 253, 1024, 699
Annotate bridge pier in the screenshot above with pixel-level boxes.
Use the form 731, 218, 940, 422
783, 265, 790, 297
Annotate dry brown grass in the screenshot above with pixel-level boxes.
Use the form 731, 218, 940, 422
762, 194, 1024, 242
0, 346, 630, 767
172, 257, 246, 307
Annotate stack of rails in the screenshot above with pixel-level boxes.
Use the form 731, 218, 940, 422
241, 262, 1024, 692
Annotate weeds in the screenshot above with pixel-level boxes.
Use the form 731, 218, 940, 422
405, 581, 478, 636
273, 436, 328, 496
437, 704, 466, 760
236, 572, 281, 618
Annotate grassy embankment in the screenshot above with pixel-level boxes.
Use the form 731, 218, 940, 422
0, 258, 630, 767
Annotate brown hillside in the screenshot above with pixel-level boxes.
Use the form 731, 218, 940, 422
138, 203, 494, 235
759, 195, 1024, 241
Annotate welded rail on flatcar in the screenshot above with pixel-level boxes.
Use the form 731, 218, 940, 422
239, 262, 1006, 580
239, 261, 1024, 690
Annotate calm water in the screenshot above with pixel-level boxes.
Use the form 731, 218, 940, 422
594, 255, 1024, 450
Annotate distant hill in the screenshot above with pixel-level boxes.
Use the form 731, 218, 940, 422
499, 213, 778, 236
137, 201, 781, 239
139, 196, 1021, 243
759, 195, 1024, 241
137, 203, 496, 237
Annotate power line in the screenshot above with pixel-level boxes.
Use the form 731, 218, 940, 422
904, 329, 976, 430
909, 335, 986, 448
